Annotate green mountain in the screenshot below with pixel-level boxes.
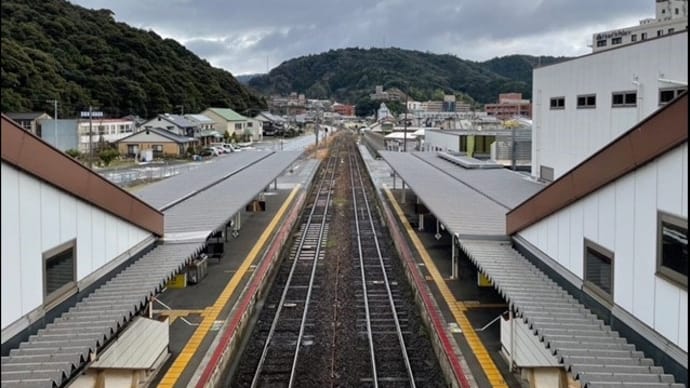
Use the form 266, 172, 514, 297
1, 0, 266, 118
249, 47, 567, 109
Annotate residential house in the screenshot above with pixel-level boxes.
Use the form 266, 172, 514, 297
201, 107, 252, 139
255, 111, 287, 136
184, 114, 222, 145
116, 127, 197, 159
139, 114, 199, 138
5, 112, 51, 136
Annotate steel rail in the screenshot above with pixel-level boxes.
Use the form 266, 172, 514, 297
250, 152, 338, 388
350, 147, 416, 387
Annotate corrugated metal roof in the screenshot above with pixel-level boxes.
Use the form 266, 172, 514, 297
1, 242, 202, 388
380, 151, 507, 239
458, 239, 685, 388
413, 152, 544, 209
90, 317, 168, 370
163, 151, 302, 238
134, 151, 273, 210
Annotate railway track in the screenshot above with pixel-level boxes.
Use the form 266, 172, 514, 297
231, 132, 444, 387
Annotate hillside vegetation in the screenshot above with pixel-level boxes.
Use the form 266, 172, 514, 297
1, 0, 266, 118
249, 48, 567, 107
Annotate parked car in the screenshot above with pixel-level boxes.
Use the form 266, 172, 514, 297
210, 143, 235, 153
201, 147, 221, 156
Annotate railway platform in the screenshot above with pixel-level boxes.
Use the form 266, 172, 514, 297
150, 137, 522, 387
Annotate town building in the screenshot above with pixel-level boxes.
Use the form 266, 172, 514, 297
532, 30, 687, 182
484, 92, 532, 120
592, 0, 688, 53
5, 112, 51, 136
332, 103, 355, 116
77, 117, 136, 153
116, 127, 197, 159
140, 114, 199, 138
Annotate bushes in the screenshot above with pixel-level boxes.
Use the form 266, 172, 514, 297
98, 148, 119, 166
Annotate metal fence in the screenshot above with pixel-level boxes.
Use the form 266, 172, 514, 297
99, 163, 200, 187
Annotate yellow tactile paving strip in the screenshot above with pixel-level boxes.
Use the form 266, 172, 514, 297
158, 184, 301, 387
384, 188, 509, 388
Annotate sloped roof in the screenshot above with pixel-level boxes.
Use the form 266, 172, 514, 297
458, 239, 684, 388
157, 114, 197, 128
117, 127, 196, 144
184, 114, 215, 124
206, 107, 247, 122
507, 92, 687, 234
5, 112, 50, 121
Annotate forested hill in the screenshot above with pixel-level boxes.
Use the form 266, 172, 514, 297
249, 48, 567, 105
1, 0, 266, 118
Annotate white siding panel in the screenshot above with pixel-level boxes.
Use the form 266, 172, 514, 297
538, 219, 548, 253
568, 203, 584, 278
59, 194, 78, 242
40, 184, 61, 250
76, 203, 93, 280
597, 185, 616, 251
91, 209, 107, 273
614, 176, 636, 312
117, 219, 129, 254
682, 144, 688, 218
1, 164, 23, 328
678, 291, 688, 352
583, 195, 598, 243
632, 166, 657, 326
18, 174, 44, 315
104, 216, 116, 267
656, 148, 683, 216
546, 214, 558, 259
557, 211, 570, 272
653, 278, 680, 346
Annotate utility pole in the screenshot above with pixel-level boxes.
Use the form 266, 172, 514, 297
314, 108, 320, 147
89, 105, 93, 169
81, 106, 103, 169
403, 92, 409, 152
46, 99, 58, 146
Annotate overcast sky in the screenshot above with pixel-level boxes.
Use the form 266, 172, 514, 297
69, 0, 654, 75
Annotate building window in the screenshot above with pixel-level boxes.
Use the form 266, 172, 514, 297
549, 97, 565, 110
631, 34, 637, 42
676, 8, 679, 15
596, 39, 607, 47
584, 239, 614, 302
657, 212, 688, 288
641, 32, 648, 40
612, 91, 637, 107
577, 94, 597, 109
539, 165, 554, 183
152, 144, 164, 157
611, 37, 622, 45
44, 240, 77, 305
235, 123, 242, 130
668, 28, 675, 34
657, 29, 663, 37
659, 87, 687, 105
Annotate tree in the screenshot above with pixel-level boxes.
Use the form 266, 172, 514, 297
98, 148, 119, 166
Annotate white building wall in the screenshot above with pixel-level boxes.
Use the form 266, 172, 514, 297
1, 162, 153, 330
518, 143, 688, 351
532, 32, 687, 180
424, 131, 460, 152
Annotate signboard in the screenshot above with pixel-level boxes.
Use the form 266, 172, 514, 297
80, 111, 104, 118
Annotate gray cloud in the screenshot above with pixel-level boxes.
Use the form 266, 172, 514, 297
69, 0, 653, 74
